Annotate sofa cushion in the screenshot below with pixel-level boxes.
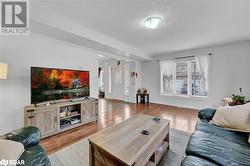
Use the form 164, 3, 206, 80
210, 103, 250, 132
0, 139, 24, 162
198, 108, 216, 122
181, 156, 218, 166
1, 127, 41, 148
186, 130, 250, 166
18, 145, 51, 166
196, 121, 249, 145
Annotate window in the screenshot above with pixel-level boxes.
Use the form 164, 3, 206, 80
160, 55, 209, 97
176, 62, 188, 95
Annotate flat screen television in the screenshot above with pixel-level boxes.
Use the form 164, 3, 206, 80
31, 67, 90, 104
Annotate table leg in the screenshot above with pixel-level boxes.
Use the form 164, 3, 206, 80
89, 142, 93, 166
165, 133, 170, 150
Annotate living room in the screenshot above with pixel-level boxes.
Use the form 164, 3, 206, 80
0, 0, 249, 166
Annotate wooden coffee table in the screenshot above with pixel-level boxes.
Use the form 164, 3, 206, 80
88, 114, 170, 166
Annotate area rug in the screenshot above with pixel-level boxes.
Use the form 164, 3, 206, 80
49, 128, 191, 166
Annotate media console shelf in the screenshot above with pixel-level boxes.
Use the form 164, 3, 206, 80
24, 97, 98, 138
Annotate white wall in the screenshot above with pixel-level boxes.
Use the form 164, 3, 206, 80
142, 41, 250, 109
0, 34, 99, 134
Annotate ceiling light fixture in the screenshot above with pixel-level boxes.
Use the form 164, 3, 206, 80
144, 16, 163, 29
98, 54, 104, 58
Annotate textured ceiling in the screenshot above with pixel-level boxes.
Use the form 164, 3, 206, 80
31, 0, 250, 58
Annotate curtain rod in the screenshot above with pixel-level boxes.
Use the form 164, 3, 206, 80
174, 55, 195, 60
156, 52, 213, 62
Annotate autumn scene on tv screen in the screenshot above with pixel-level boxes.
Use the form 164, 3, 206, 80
31, 67, 89, 103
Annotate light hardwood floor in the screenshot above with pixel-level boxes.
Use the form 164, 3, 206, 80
41, 99, 198, 155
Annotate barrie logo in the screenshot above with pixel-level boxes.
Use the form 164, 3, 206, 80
0, 159, 25, 165
1, 0, 29, 35
0, 159, 8, 166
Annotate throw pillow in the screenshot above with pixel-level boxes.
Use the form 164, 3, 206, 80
210, 103, 250, 132
0, 139, 24, 163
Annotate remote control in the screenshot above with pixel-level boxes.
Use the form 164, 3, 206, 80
141, 130, 150, 135
153, 117, 161, 122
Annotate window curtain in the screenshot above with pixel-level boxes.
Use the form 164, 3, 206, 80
195, 55, 209, 94
160, 60, 175, 94
98, 67, 102, 78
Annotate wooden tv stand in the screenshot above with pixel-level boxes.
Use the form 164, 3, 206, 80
24, 97, 98, 138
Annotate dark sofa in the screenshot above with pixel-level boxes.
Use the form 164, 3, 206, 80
181, 108, 250, 166
0, 126, 51, 166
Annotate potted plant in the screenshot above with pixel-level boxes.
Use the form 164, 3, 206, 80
231, 88, 246, 105
232, 94, 245, 105
142, 88, 148, 94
